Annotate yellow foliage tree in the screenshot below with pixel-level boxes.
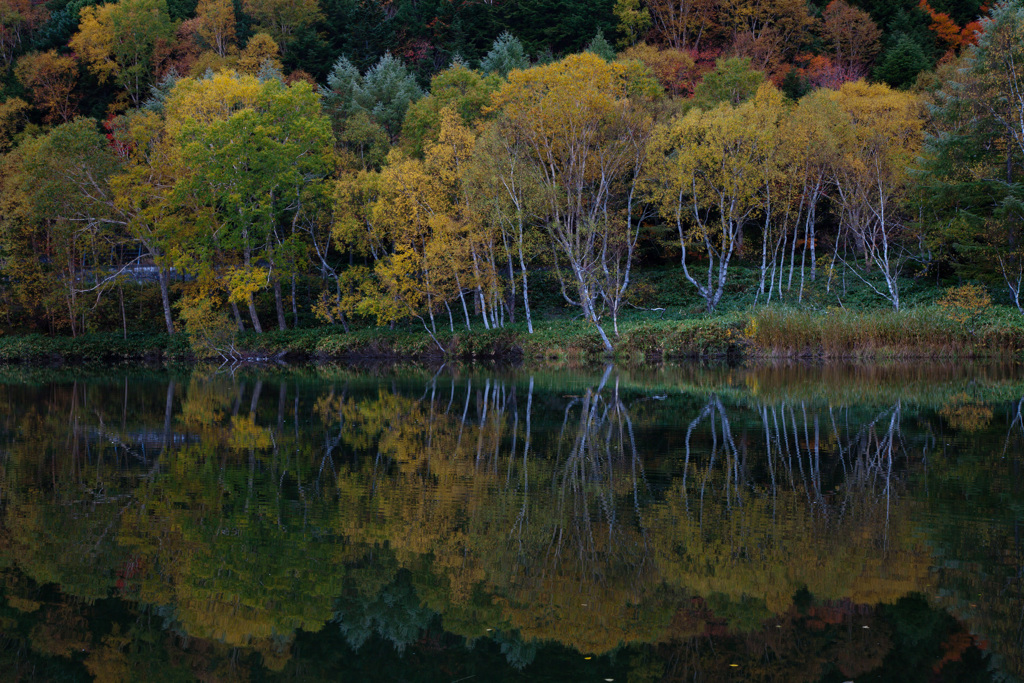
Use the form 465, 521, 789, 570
235, 32, 282, 75
825, 81, 924, 310
195, 0, 236, 57
644, 86, 775, 312
14, 51, 78, 123
69, 0, 174, 107
489, 52, 654, 349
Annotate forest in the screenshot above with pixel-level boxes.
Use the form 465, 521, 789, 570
1, 0, 1023, 357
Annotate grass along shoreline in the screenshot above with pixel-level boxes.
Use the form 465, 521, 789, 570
1, 305, 1023, 364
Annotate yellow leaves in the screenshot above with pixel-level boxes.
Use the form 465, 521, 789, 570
614, 0, 653, 47
107, 110, 180, 242
228, 415, 272, 450
68, 0, 173, 104
940, 392, 994, 432
176, 290, 238, 355
649, 485, 933, 616
648, 89, 777, 229
938, 284, 992, 334
375, 150, 435, 249
490, 53, 631, 158
195, 0, 236, 57
357, 108, 491, 321
333, 171, 382, 255
428, 106, 476, 177
236, 32, 282, 75
179, 376, 230, 428
362, 248, 425, 325
751, 79, 786, 112
825, 80, 924, 171
69, 3, 118, 83
6, 595, 41, 613
312, 265, 372, 324
163, 70, 262, 139
225, 266, 268, 304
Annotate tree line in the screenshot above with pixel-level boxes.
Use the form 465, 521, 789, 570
0, 0, 1022, 350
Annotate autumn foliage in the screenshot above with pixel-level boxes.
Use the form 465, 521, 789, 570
0, 0, 1020, 341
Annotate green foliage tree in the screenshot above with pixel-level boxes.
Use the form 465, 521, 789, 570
613, 0, 652, 47
401, 63, 500, 158
167, 72, 332, 333
691, 56, 765, 109
241, 0, 322, 54
918, 0, 1024, 313
0, 119, 120, 335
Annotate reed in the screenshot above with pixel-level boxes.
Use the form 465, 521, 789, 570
744, 306, 1024, 359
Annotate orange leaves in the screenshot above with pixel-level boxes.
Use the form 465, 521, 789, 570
719, 0, 815, 76
918, 0, 981, 53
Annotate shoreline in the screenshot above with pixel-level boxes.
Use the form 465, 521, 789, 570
2, 306, 1024, 365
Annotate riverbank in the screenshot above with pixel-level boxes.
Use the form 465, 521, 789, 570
2, 305, 1023, 364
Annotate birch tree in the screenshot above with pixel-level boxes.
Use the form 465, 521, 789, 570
827, 81, 923, 310
489, 53, 655, 352
645, 89, 770, 312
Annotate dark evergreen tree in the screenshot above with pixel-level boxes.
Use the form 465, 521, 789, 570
874, 33, 930, 89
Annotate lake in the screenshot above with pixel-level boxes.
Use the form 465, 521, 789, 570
1, 362, 1022, 681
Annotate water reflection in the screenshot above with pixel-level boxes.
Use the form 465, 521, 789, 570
0, 363, 1022, 680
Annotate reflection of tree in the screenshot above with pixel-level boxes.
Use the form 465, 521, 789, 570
921, 393, 1024, 678
334, 570, 436, 652
657, 396, 930, 618
941, 392, 995, 433
1004, 397, 1023, 458
495, 366, 665, 655
0, 370, 1018, 679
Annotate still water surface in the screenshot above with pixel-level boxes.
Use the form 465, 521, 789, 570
1, 363, 1023, 681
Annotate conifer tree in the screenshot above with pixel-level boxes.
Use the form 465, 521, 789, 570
587, 30, 616, 61
480, 32, 529, 77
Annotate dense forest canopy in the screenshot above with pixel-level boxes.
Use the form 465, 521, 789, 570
1, 0, 1023, 352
